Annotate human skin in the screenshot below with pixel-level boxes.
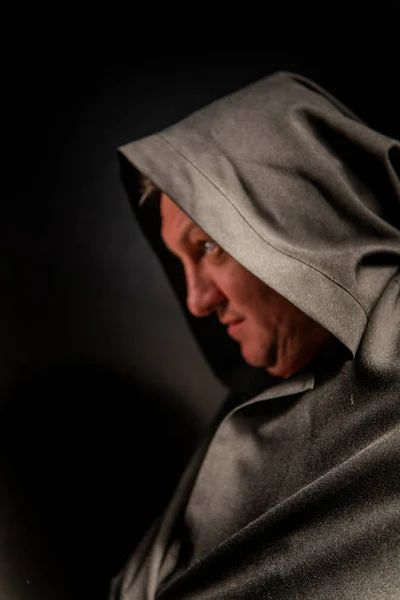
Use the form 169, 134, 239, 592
160, 193, 331, 379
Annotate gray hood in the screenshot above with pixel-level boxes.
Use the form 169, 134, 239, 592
118, 71, 400, 386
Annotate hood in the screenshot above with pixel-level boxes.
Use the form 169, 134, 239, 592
117, 71, 400, 392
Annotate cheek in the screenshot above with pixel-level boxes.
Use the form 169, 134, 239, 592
219, 262, 279, 330
240, 316, 277, 359
225, 276, 267, 314
241, 291, 276, 331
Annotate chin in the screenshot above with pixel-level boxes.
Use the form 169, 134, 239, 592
243, 356, 265, 368
241, 343, 272, 369
267, 363, 289, 379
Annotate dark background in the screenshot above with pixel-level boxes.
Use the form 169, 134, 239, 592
1, 9, 399, 599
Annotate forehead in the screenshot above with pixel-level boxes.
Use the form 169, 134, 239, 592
160, 192, 201, 249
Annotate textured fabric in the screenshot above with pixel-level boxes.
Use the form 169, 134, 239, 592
111, 72, 400, 599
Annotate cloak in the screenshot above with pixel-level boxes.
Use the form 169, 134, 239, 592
111, 72, 400, 599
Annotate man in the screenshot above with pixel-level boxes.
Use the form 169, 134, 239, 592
111, 72, 400, 598
159, 191, 331, 379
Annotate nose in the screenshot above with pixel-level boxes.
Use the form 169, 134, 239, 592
185, 265, 225, 318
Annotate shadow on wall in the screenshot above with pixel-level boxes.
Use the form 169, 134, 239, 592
0, 361, 202, 600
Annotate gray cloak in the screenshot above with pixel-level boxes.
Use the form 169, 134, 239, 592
111, 72, 400, 599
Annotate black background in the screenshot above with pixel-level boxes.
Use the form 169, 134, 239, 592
1, 8, 399, 599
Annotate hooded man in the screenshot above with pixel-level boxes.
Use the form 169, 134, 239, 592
110, 72, 400, 599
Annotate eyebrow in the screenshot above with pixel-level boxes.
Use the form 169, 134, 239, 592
161, 221, 200, 255
180, 221, 199, 245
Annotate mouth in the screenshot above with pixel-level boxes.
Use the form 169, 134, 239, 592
226, 319, 245, 337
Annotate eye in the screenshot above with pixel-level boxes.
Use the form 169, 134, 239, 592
197, 240, 224, 263
202, 241, 219, 255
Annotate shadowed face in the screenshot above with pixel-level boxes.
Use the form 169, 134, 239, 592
160, 193, 330, 379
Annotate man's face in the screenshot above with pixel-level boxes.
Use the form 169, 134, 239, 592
160, 193, 330, 379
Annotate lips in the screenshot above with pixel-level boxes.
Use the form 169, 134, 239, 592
226, 319, 244, 336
